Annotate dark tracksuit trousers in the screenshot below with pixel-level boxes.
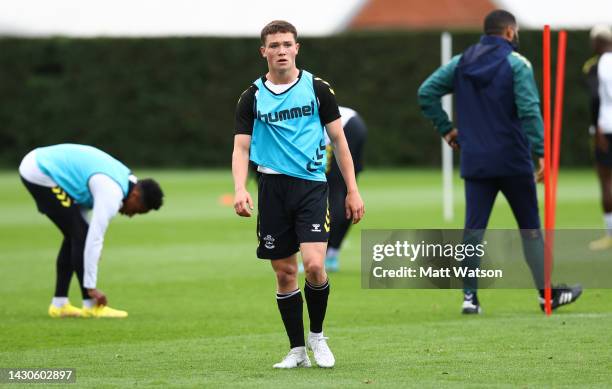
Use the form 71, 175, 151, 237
463, 175, 544, 292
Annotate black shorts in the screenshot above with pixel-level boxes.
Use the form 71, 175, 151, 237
257, 174, 329, 260
21, 176, 89, 240
21, 176, 78, 215
595, 134, 612, 167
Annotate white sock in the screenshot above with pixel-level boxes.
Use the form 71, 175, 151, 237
82, 299, 96, 308
51, 297, 68, 308
326, 248, 339, 259
290, 346, 306, 353
605, 213, 612, 235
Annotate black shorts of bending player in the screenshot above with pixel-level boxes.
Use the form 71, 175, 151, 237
257, 174, 329, 260
595, 134, 612, 167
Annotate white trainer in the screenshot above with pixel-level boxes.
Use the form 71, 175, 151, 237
307, 332, 335, 368
272, 346, 311, 369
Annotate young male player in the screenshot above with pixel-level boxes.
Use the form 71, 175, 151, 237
584, 25, 612, 250
19, 144, 164, 318
232, 20, 364, 368
418, 10, 582, 314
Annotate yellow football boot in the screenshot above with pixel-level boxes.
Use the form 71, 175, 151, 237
82, 305, 128, 318
48, 303, 83, 318
589, 235, 612, 251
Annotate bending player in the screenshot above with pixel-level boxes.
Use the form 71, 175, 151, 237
19, 144, 164, 318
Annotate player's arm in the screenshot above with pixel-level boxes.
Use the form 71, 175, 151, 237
315, 77, 365, 224
232, 85, 257, 217
84, 174, 124, 305
326, 119, 364, 223
232, 135, 253, 217
417, 54, 461, 137
509, 53, 545, 181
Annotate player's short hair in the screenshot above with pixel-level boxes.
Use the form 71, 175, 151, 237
138, 178, 164, 211
260, 20, 298, 45
483, 10, 517, 36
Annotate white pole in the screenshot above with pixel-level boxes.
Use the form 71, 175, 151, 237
441, 31, 454, 222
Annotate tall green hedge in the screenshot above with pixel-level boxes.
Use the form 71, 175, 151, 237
0, 31, 595, 168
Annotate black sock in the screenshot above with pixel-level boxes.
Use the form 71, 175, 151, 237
276, 289, 304, 348
304, 279, 330, 334
54, 238, 72, 297
69, 236, 89, 300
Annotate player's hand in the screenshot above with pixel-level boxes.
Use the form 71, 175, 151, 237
443, 129, 460, 150
345, 190, 365, 224
234, 188, 254, 217
87, 288, 108, 306
535, 157, 545, 183
595, 129, 609, 152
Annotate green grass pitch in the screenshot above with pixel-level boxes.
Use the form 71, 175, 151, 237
1, 169, 611, 388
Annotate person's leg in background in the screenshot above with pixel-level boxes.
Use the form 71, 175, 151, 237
462, 178, 499, 314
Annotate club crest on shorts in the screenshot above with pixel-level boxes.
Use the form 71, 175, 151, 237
263, 235, 275, 249
311, 224, 321, 232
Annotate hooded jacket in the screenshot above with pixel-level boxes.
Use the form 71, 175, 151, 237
418, 35, 544, 179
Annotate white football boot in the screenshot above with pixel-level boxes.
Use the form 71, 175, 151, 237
272, 346, 311, 369
307, 332, 335, 368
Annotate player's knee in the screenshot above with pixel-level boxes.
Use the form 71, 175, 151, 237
304, 261, 324, 278
275, 267, 297, 287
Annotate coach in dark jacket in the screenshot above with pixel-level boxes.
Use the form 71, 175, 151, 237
418, 9, 581, 314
